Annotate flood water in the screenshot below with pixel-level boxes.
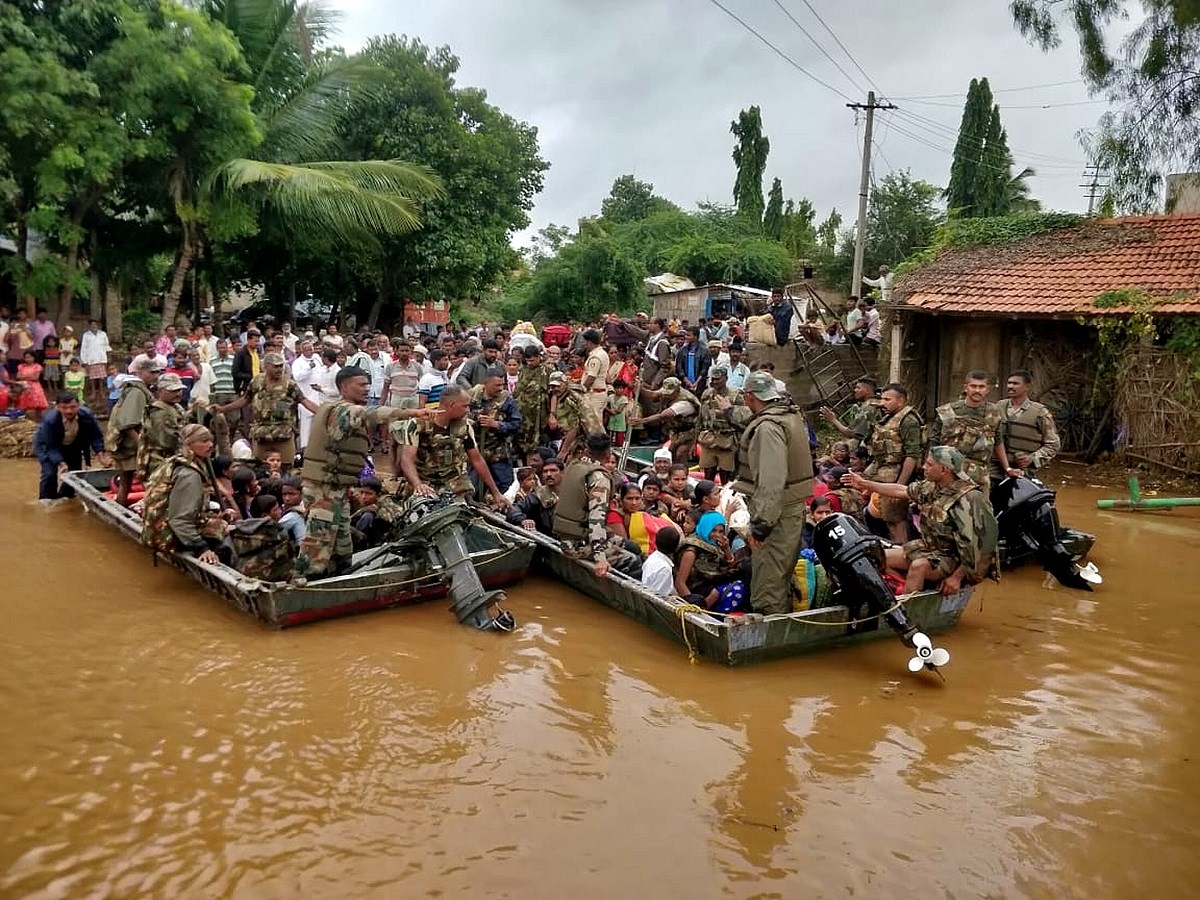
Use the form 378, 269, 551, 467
2, 459, 1199, 897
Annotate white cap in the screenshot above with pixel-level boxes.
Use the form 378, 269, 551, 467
653, 447, 672, 461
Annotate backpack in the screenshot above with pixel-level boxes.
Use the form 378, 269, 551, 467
140, 458, 184, 553
227, 517, 294, 582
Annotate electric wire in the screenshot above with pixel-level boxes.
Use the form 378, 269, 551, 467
770, 0, 868, 96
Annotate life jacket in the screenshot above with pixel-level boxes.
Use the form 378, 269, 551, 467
140, 453, 223, 554
470, 384, 516, 462
104, 380, 153, 453
664, 388, 700, 441
730, 401, 814, 497
697, 387, 742, 450
405, 415, 473, 486
1000, 399, 1052, 458
867, 405, 922, 472
248, 374, 300, 442
917, 479, 995, 581
832, 487, 863, 518
227, 517, 294, 582
137, 399, 185, 474
934, 400, 1002, 486
553, 460, 608, 541
301, 400, 371, 488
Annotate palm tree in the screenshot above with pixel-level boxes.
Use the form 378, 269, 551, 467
1005, 162, 1042, 214
161, 0, 442, 325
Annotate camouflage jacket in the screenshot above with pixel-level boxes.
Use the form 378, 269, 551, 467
246, 374, 304, 442
931, 400, 1002, 488
697, 386, 742, 450
866, 405, 924, 479
137, 399, 186, 476
469, 384, 522, 463
393, 414, 475, 495
906, 478, 998, 581
226, 517, 294, 582
515, 364, 551, 423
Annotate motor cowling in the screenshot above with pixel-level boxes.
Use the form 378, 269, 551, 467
991, 477, 1093, 591
813, 513, 912, 636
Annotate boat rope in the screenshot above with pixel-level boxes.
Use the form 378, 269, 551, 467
671, 595, 912, 664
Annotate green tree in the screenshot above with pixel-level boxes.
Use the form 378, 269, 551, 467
780, 197, 818, 260
158, 0, 444, 326
944, 78, 1038, 217
1012, 0, 1200, 210
730, 106, 769, 225
945, 78, 993, 216
763, 177, 784, 240
825, 172, 942, 288
340, 35, 547, 326
599, 174, 678, 224
523, 233, 643, 322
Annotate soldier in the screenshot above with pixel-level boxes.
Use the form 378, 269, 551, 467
514, 344, 551, 452
215, 352, 319, 467
930, 369, 1009, 492
716, 371, 813, 615
394, 383, 509, 509
864, 382, 924, 543
846, 446, 997, 597
137, 372, 188, 479
105, 358, 160, 507
818, 376, 880, 447
696, 365, 742, 482
469, 372, 523, 493
547, 370, 594, 460
991, 369, 1061, 487
552, 432, 642, 579
294, 366, 429, 579
630, 376, 700, 465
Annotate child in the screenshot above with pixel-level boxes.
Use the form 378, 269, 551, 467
802, 495, 836, 550
59, 326, 78, 367
641, 524, 680, 598
263, 450, 283, 479
225, 493, 294, 582
40, 335, 62, 390
17, 351, 48, 420
106, 364, 121, 411
279, 475, 307, 545
63, 359, 86, 404
512, 466, 537, 501
640, 475, 667, 517
607, 378, 631, 447
350, 476, 388, 550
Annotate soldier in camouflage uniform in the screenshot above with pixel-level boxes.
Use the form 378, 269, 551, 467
294, 366, 430, 579
106, 358, 159, 506
394, 383, 509, 509
629, 376, 700, 464
137, 372, 187, 480
215, 352, 320, 468
552, 432, 642, 579
514, 345, 551, 453
847, 446, 998, 596
469, 372, 523, 493
695, 366, 742, 482
929, 369, 1006, 494
547, 371, 592, 462
819, 376, 880, 447
864, 382, 925, 543
990, 369, 1061, 488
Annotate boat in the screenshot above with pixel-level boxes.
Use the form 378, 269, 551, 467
61, 469, 537, 628
479, 510, 972, 667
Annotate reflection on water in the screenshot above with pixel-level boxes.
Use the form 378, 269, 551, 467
2, 458, 1198, 896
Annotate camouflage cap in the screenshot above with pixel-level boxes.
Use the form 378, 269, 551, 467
549, 371, 566, 385
180, 423, 213, 445
709, 365, 729, 378
157, 373, 185, 392
929, 445, 973, 481
263, 351, 286, 366
743, 370, 781, 401
661, 376, 682, 393
132, 357, 161, 373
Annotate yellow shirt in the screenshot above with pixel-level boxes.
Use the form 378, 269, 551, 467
249, 350, 260, 378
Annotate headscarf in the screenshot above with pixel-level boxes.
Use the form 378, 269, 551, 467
696, 511, 727, 544
180, 424, 213, 446
929, 445, 973, 481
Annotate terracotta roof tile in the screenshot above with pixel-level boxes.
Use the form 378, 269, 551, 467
896, 214, 1200, 317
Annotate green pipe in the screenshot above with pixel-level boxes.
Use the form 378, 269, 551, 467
1097, 497, 1200, 509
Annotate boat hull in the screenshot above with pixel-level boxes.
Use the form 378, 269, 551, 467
481, 512, 971, 666
62, 470, 536, 628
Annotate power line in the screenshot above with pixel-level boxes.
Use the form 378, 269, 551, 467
889, 108, 1087, 166
770, 0, 867, 96
891, 78, 1086, 100
898, 97, 1109, 109
703, 0, 855, 102
794, 0, 879, 93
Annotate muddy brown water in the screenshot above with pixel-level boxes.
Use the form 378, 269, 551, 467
2, 459, 1199, 897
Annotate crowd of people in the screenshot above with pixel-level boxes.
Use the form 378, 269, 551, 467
19, 300, 1063, 615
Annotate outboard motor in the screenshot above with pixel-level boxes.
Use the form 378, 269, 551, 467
992, 477, 1099, 591
813, 513, 950, 672
397, 493, 515, 632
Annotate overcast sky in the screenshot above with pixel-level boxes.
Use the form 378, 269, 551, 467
336, 0, 1112, 244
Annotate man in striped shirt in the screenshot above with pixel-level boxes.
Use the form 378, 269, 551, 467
208, 339, 237, 454
382, 341, 422, 409
418, 349, 451, 408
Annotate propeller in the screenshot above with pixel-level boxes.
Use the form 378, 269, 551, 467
907, 631, 951, 673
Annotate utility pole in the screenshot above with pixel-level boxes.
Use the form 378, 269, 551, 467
847, 92, 898, 380
1080, 164, 1108, 215
847, 92, 897, 296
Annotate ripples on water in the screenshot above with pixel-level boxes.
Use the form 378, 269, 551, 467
1, 460, 1198, 897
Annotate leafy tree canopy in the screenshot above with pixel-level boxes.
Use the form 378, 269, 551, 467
599, 174, 679, 224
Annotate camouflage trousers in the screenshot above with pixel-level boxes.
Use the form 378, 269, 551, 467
294, 484, 354, 578
560, 536, 643, 579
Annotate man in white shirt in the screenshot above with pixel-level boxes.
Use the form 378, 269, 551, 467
79, 318, 112, 407
725, 345, 751, 391
402, 317, 421, 341
862, 264, 894, 304
313, 347, 340, 399
196, 323, 218, 362
641, 525, 680, 598
280, 322, 298, 355
322, 323, 344, 350
291, 341, 320, 449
